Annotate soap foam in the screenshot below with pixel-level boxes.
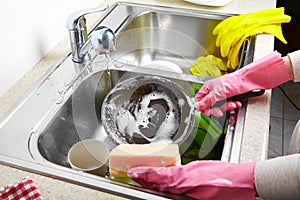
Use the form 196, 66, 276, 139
107, 89, 178, 144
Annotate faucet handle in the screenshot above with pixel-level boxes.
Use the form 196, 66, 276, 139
66, 5, 109, 63
66, 5, 109, 30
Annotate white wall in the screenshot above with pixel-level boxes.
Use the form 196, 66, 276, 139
0, 0, 102, 97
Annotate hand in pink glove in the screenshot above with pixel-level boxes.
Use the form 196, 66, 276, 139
195, 51, 292, 116
128, 161, 257, 200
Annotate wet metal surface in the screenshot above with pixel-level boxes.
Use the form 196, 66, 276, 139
0, 2, 255, 199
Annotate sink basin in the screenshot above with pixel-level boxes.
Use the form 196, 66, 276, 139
0, 2, 255, 199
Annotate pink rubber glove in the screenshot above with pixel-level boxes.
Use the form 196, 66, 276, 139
128, 161, 257, 200
195, 51, 292, 116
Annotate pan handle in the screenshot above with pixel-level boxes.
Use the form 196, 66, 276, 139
230, 89, 265, 101
211, 89, 265, 108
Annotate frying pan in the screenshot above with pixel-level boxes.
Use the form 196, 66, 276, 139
101, 75, 195, 145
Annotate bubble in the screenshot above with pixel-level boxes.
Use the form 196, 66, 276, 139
178, 99, 185, 108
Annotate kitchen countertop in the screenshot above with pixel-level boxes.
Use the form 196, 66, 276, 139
0, 0, 276, 199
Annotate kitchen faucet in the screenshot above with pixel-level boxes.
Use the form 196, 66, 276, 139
66, 5, 116, 63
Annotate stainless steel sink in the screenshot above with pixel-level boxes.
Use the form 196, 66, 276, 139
0, 2, 255, 199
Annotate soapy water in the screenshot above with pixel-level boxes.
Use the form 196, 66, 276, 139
101, 77, 184, 144
115, 91, 178, 143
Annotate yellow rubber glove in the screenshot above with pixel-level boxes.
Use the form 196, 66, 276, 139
228, 24, 287, 68
213, 7, 291, 70
190, 55, 227, 77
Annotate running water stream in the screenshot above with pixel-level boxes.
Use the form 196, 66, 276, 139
105, 54, 112, 89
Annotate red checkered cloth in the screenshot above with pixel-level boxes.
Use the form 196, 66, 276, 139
0, 177, 43, 200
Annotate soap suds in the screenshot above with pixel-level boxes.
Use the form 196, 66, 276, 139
112, 90, 178, 143
102, 77, 181, 144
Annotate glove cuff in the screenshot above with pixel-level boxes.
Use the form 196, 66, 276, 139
184, 161, 257, 199
238, 51, 292, 90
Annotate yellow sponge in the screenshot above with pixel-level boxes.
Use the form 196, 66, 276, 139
109, 144, 181, 177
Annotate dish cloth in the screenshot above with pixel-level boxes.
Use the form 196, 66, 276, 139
0, 177, 43, 200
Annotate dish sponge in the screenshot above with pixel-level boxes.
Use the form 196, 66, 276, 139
109, 143, 181, 178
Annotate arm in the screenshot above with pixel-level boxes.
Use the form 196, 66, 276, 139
255, 154, 300, 200
254, 51, 300, 200
286, 50, 300, 82
127, 154, 300, 200
128, 161, 257, 200
195, 51, 293, 116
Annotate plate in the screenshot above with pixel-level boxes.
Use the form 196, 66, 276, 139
184, 0, 233, 7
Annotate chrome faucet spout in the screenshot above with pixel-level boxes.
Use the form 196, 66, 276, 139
66, 5, 109, 63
